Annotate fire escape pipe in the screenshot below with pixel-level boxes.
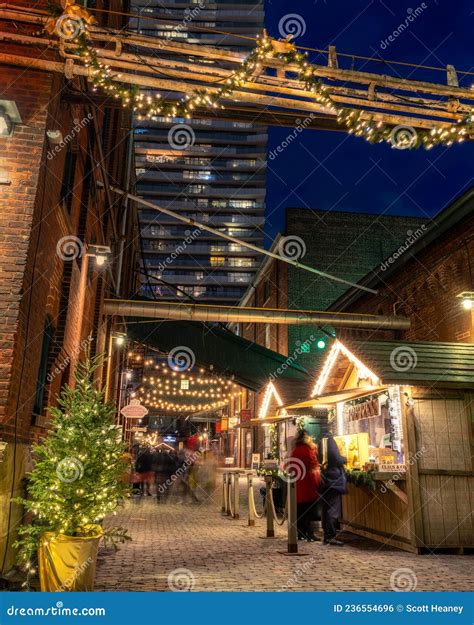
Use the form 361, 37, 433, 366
103, 299, 411, 330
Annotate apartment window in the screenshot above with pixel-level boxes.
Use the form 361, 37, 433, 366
230, 258, 253, 267
230, 160, 256, 168
183, 170, 212, 180
33, 318, 53, 417
229, 200, 256, 209
188, 184, 207, 194
229, 272, 252, 283
210, 256, 225, 266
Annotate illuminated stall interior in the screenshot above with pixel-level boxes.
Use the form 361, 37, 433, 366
284, 339, 474, 553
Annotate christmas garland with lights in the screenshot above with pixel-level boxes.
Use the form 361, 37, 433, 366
50, 6, 472, 149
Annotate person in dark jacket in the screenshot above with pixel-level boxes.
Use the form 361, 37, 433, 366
321, 432, 347, 546
135, 446, 154, 496
288, 429, 321, 541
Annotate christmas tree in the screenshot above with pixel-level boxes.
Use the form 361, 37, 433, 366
15, 354, 130, 567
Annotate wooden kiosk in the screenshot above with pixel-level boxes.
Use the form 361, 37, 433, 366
285, 339, 474, 553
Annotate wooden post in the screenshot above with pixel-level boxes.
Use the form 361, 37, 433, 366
328, 45, 338, 69
233, 473, 240, 520
287, 480, 298, 553
400, 386, 424, 550
226, 473, 232, 516
247, 474, 255, 526
221, 473, 227, 513
265, 475, 275, 538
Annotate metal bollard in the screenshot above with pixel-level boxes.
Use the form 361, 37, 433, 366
247, 474, 255, 526
233, 472, 240, 519
287, 480, 298, 553
221, 473, 227, 513
264, 475, 275, 538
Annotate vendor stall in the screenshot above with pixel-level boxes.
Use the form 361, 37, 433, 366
285, 339, 474, 553
251, 377, 321, 464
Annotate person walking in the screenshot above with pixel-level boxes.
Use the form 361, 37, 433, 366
136, 445, 154, 496
288, 429, 321, 542
320, 431, 347, 546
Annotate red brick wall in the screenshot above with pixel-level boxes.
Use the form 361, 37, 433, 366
0, 3, 136, 445
335, 212, 474, 344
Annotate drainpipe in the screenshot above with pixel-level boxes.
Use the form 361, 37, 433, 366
115, 122, 134, 296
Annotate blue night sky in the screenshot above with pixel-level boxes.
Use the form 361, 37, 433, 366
263, 0, 474, 242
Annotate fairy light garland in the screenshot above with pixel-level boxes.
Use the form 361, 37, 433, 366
61, 20, 474, 150
127, 351, 242, 413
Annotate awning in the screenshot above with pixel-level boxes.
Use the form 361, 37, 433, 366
125, 318, 311, 391
284, 385, 387, 410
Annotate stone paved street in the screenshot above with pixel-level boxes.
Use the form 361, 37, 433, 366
95, 488, 473, 592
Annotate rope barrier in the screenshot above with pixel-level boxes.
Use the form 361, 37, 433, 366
267, 483, 287, 526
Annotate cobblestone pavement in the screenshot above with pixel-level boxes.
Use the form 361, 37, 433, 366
94, 486, 472, 592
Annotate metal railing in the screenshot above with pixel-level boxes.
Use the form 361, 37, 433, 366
220, 470, 299, 554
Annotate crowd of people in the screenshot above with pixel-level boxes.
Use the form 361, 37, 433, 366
289, 428, 347, 546
131, 443, 217, 504
130, 429, 347, 545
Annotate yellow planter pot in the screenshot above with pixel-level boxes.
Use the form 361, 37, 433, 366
38, 525, 103, 592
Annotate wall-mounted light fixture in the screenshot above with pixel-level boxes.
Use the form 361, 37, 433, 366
46, 129, 64, 145
456, 291, 474, 311
0, 100, 22, 137
113, 332, 127, 347
86, 244, 111, 267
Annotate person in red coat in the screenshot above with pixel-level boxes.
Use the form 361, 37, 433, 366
288, 429, 321, 541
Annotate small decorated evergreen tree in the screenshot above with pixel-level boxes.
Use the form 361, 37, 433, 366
15, 354, 130, 567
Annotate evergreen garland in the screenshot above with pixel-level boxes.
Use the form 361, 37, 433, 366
345, 468, 377, 492
60, 24, 473, 150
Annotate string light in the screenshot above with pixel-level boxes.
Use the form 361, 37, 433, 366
59, 21, 473, 150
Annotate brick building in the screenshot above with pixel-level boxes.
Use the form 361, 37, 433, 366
0, 2, 138, 574
234, 208, 426, 421
330, 187, 474, 344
